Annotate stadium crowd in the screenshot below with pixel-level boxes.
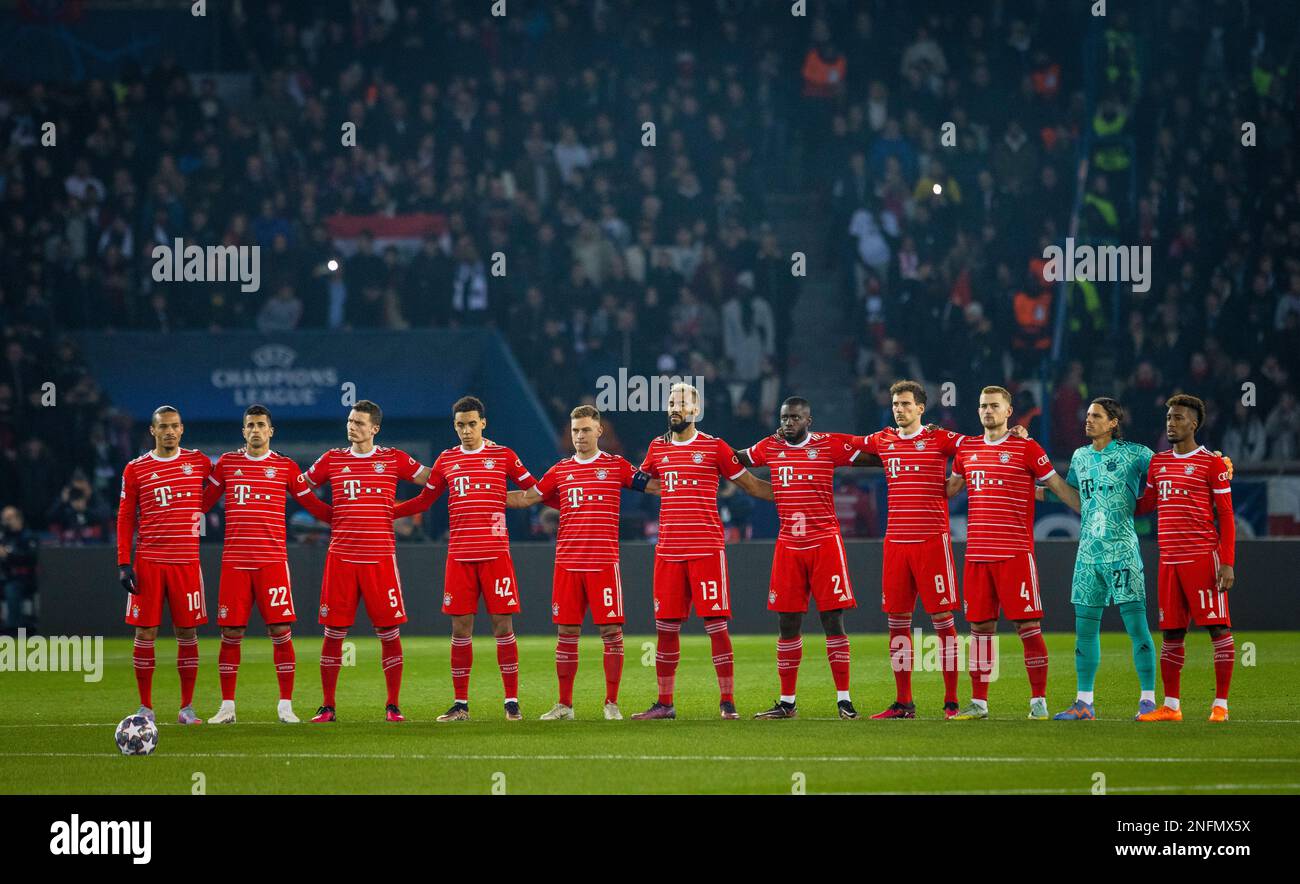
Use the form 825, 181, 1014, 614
0, 0, 1297, 590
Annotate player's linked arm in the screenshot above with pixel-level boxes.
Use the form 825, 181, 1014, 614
1041, 473, 1081, 513
945, 474, 965, 498
732, 470, 775, 502
505, 488, 545, 509
392, 480, 444, 519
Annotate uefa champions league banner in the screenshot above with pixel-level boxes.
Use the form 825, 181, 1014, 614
74, 330, 481, 421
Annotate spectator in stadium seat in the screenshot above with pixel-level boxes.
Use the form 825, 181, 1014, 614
1222, 400, 1268, 466
1051, 360, 1088, 455
1264, 390, 1300, 461
46, 473, 111, 545
257, 284, 304, 333
0, 506, 37, 635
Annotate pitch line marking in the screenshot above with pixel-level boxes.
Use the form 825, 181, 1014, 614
2, 751, 1299, 764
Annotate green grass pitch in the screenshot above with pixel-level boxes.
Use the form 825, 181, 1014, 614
2, 632, 1297, 795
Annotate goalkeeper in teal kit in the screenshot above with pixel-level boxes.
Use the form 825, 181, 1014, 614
1043, 397, 1232, 720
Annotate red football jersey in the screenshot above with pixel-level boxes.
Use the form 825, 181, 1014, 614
305, 446, 426, 562
639, 430, 746, 559
861, 426, 964, 541
207, 449, 303, 566
1146, 446, 1233, 564
535, 450, 636, 566
117, 448, 212, 564
952, 433, 1056, 560
427, 442, 536, 561
744, 432, 861, 542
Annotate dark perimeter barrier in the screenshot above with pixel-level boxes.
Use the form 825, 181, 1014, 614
37, 540, 1300, 637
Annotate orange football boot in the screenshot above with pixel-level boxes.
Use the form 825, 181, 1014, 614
1136, 704, 1183, 722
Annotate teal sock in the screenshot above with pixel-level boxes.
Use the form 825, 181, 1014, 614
1119, 600, 1157, 693
1074, 605, 1103, 694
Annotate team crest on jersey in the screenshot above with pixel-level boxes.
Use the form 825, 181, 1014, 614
374, 462, 386, 473
1184, 465, 1196, 475
484, 459, 497, 470
1106, 460, 1117, 472
264, 467, 277, 478
914, 440, 926, 450
999, 452, 1011, 464
692, 452, 704, 464
181, 463, 194, 474
596, 468, 608, 480
806, 449, 819, 459
319, 604, 329, 617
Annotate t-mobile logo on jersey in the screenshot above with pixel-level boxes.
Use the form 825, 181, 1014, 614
152, 487, 174, 507
662, 471, 680, 492
232, 484, 254, 504
341, 479, 363, 500
967, 470, 988, 491
1157, 480, 1173, 500
776, 466, 794, 486
452, 475, 472, 497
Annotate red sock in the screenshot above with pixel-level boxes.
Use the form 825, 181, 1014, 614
556, 633, 580, 707
1160, 636, 1185, 702
176, 636, 199, 708
1212, 632, 1235, 702
776, 636, 803, 698
933, 614, 959, 704
654, 620, 681, 705
218, 634, 242, 702
132, 637, 155, 708
450, 635, 473, 703
888, 615, 913, 704
825, 634, 851, 692
320, 627, 346, 708
970, 633, 994, 701
271, 630, 295, 701
1019, 625, 1048, 697
377, 626, 403, 707
496, 632, 519, 700
602, 629, 624, 703
706, 619, 735, 703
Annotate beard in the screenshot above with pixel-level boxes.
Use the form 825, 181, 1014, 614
669, 417, 692, 434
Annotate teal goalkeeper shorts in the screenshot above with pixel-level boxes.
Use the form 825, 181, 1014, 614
1071, 559, 1146, 607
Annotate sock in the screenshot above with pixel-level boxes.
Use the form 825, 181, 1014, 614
837, 690, 851, 702
602, 629, 624, 703
496, 632, 519, 700
705, 619, 735, 703
1077, 691, 1095, 704
1212, 632, 1235, 704
654, 619, 682, 705
176, 636, 199, 708
1119, 600, 1157, 694
450, 635, 473, 703
1159, 636, 1185, 705
887, 615, 913, 704
218, 634, 243, 702
1019, 625, 1048, 698
320, 627, 347, 708
377, 626, 403, 707
132, 637, 155, 708
270, 630, 295, 701
1074, 605, 1103, 694
969, 633, 995, 702
825, 634, 851, 693
776, 635, 803, 699
556, 633, 580, 707
932, 614, 959, 704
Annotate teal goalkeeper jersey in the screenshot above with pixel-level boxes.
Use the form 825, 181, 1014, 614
1066, 439, 1153, 566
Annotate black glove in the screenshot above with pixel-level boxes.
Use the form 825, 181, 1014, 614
119, 563, 138, 594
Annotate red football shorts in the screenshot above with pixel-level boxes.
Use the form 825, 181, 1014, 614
552, 563, 625, 625
125, 559, 207, 628
653, 550, 731, 619
1158, 551, 1231, 629
318, 553, 407, 628
882, 533, 959, 615
218, 560, 296, 627
768, 534, 855, 613
963, 552, 1043, 623
442, 554, 521, 616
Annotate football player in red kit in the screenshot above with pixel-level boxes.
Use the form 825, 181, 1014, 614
200, 405, 331, 724
117, 406, 212, 725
